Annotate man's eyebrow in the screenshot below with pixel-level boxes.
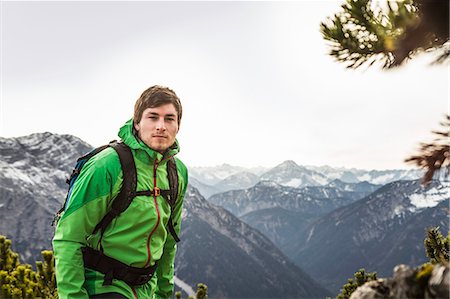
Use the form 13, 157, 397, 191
145, 111, 176, 117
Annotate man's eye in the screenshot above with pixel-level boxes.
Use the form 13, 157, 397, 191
166, 118, 175, 122
149, 116, 158, 119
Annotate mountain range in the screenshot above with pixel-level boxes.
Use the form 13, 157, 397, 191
189, 160, 423, 198
193, 161, 448, 294
1, 132, 446, 297
286, 179, 449, 293
0, 133, 329, 298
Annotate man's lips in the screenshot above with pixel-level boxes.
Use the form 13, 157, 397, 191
152, 135, 167, 138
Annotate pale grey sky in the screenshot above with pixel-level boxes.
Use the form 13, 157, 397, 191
1, 1, 448, 169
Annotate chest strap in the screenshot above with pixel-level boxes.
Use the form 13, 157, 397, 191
135, 189, 170, 197
82, 246, 157, 286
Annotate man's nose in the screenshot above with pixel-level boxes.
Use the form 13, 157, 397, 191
156, 117, 166, 130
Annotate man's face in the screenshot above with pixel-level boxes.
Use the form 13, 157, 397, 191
134, 103, 179, 153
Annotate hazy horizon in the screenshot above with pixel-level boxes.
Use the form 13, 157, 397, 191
2, 1, 448, 170
1, 130, 427, 172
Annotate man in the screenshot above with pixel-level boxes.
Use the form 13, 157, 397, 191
53, 85, 188, 299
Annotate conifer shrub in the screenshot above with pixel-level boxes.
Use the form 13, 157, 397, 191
195, 283, 208, 299
334, 268, 377, 299
0, 236, 57, 299
424, 226, 449, 264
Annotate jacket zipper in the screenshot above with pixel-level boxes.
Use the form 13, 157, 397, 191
131, 287, 138, 299
144, 158, 161, 268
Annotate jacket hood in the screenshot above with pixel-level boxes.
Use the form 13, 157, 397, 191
118, 118, 180, 160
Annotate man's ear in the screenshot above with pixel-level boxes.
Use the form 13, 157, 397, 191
134, 123, 140, 131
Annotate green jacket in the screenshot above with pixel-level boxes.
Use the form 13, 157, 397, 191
53, 119, 188, 299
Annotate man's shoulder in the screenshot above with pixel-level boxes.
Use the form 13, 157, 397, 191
82, 145, 122, 174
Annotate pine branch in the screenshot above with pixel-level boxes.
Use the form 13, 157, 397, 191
321, 0, 449, 69
405, 115, 450, 185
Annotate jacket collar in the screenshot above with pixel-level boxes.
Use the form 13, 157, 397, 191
118, 118, 180, 161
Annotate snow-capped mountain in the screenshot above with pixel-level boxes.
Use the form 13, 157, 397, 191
0, 133, 92, 261
260, 160, 329, 187
0, 132, 92, 171
0, 132, 92, 193
189, 161, 422, 196
305, 165, 423, 185
188, 164, 260, 186
286, 179, 449, 293
176, 186, 330, 298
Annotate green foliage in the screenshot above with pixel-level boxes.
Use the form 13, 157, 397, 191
321, 0, 417, 68
0, 235, 57, 299
0, 236, 19, 272
195, 283, 208, 299
335, 268, 377, 299
424, 226, 449, 264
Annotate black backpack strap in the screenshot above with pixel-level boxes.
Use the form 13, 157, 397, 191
92, 141, 137, 250
82, 246, 157, 286
166, 157, 180, 242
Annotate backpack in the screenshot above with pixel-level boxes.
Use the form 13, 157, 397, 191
52, 140, 180, 243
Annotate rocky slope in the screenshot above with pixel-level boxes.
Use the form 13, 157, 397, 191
0, 133, 92, 261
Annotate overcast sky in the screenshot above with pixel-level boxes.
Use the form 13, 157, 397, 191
1, 1, 448, 170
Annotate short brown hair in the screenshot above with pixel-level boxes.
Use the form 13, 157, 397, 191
133, 85, 182, 126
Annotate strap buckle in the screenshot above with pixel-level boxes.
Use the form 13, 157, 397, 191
154, 187, 160, 197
